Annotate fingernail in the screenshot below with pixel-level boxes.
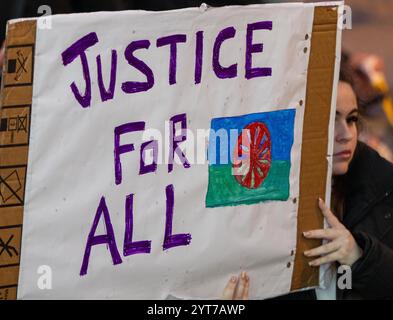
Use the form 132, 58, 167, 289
241, 271, 246, 279
304, 251, 309, 256
308, 261, 315, 267
231, 276, 237, 282
245, 274, 249, 281
303, 231, 310, 237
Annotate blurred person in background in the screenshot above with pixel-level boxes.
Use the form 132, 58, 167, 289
344, 51, 393, 163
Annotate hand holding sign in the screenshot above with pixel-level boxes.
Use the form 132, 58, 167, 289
303, 198, 363, 267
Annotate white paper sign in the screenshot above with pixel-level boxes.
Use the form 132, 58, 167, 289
17, 3, 320, 299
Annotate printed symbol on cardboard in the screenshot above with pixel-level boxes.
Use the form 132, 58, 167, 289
7, 51, 28, 81
7, 59, 17, 73
0, 235, 18, 258
0, 106, 31, 147
0, 170, 22, 205
0, 226, 21, 267
8, 118, 17, 131
4, 45, 34, 87
6, 116, 27, 133
0, 118, 7, 132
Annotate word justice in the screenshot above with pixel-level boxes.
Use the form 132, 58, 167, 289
80, 113, 191, 276
61, 21, 273, 108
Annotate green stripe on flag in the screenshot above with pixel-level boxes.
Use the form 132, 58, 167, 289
206, 161, 291, 208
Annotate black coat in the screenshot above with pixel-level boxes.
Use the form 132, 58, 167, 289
338, 142, 393, 299
276, 142, 393, 300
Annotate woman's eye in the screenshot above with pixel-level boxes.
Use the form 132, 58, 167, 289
347, 116, 358, 124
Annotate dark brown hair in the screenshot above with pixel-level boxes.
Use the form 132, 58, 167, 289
331, 63, 360, 221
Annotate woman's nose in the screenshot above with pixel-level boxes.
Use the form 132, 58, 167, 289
336, 122, 354, 142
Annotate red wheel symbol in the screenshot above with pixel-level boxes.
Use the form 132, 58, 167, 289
233, 122, 271, 189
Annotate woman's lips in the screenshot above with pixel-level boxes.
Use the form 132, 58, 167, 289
333, 150, 352, 160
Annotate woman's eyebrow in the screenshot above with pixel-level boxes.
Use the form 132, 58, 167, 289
347, 108, 359, 116
335, 108, 359, 116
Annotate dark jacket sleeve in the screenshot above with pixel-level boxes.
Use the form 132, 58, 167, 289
351, 231, 393, 299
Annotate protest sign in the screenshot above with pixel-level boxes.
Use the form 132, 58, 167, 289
0, 2, 343, 299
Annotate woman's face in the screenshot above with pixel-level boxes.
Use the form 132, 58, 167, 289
333, 81, 359, 176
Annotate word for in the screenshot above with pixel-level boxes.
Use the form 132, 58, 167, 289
61, 21, 273, 108
114, 113, 190, 185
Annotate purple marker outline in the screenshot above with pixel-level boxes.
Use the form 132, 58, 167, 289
124, 194, 152, 256
156, 34, 187, 85
97, 49, 117, 102
245, 21, 273, 79
122, 40, 154, 93
80, 196, 122, 276
212, 26, 237, 79
139, 140, 158, 175
61, 32, 99, 108
168, 113, 190, 173
194, 31, 204, 84
163, 184, 192, 250
114, 121, 145, 185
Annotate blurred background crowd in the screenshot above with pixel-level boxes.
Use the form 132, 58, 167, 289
1, 0, 393, 162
